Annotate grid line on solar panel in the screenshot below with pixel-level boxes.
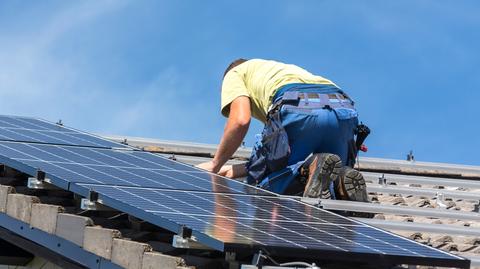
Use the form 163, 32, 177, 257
0, 141, 273, 195
0, 115, 126, 149
77, 184, 457, 258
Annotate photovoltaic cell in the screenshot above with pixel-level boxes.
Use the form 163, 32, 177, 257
0, 115, 126, 149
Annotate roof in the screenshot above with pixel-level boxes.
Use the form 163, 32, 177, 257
105, 135, 480, 268
0, 134, 479, 269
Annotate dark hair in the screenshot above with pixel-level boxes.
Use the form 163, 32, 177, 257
223, 58, 248, 78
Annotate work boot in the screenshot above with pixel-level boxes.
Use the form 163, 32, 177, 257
302, 153, 342, 199
336, 167, 369, 202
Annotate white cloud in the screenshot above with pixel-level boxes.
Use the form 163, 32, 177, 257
0, 1, 224, 143
0, 1, 130, 124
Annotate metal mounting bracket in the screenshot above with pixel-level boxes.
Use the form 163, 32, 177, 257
27, 170, 59, 190
80, 199, 115, 211
172, 225, 212, 250
27, 178, 59, 190
172, 235, 213, 250
80, 190, 115, 211
378, 174, 387, 186
474, 201, 480, 213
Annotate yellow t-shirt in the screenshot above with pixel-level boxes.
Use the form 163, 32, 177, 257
221, 59, 335, 123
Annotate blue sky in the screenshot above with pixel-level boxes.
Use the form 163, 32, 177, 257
0, 1, 479, 165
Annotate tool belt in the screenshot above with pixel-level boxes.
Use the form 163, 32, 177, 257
278, 91, 354, 111
246, 85, 354, 185
246, 83, 364, 185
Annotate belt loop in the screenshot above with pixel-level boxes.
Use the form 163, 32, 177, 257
304, 92, 309, 106
319, 94, 329, 106
335, 93, 345, 108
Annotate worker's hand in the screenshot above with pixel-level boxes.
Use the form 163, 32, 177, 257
217, 165, 234, 178
196, 161, 220, 173
219, 164, 248, 178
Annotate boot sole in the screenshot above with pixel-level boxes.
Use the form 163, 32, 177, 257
303, 153, 342, 199
342, 168, 369, 202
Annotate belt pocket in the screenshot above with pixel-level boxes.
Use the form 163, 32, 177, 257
263, 115, 290, 172
246, 110, 290, 184
245, 142, 268, 185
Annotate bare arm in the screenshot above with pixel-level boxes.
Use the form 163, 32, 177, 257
197, 96, 251, 173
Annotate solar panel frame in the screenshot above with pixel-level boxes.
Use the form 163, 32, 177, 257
0, 115, 128, 149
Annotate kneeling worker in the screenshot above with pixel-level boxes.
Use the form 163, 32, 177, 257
197, 59, 369, 201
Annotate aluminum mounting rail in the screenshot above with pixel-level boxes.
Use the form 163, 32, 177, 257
306, 199, 480, 222
363, 172, 480, 189
163, 154, 479, 201
154, 151, 480, 201
102, 134, 480, 178
103, 134, 252, 159
356, 157, 480, 178
355, 218, 480, 237
367, 185, 480, 201
157, 154, 246, 166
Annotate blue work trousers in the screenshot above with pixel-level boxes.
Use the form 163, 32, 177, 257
256, 84, 359, 194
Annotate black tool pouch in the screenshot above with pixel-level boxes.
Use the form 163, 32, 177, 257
347, 123, 371, 167
246, 106, 291, 185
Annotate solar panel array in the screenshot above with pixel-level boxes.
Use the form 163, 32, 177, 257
0, 115, 470, 268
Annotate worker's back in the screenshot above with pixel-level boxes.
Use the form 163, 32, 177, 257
221, 59, 335, 122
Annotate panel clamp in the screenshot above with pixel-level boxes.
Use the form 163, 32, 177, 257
474, 201, 480, 213
80, 190, 114, 211
27, 170, 59, 190
251, 250, 265, 269
378, 174, 387, 186
172, 225, 212, 250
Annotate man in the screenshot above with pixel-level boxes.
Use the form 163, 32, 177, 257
198, 59, 368, 201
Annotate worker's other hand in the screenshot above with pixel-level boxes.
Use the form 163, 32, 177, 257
196, 161, 219, 173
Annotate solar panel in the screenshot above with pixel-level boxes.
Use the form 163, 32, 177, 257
0, 115, 470, 268
69, 184, 466, 266
0, 115, 126, 149
0, 141, 271, 195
